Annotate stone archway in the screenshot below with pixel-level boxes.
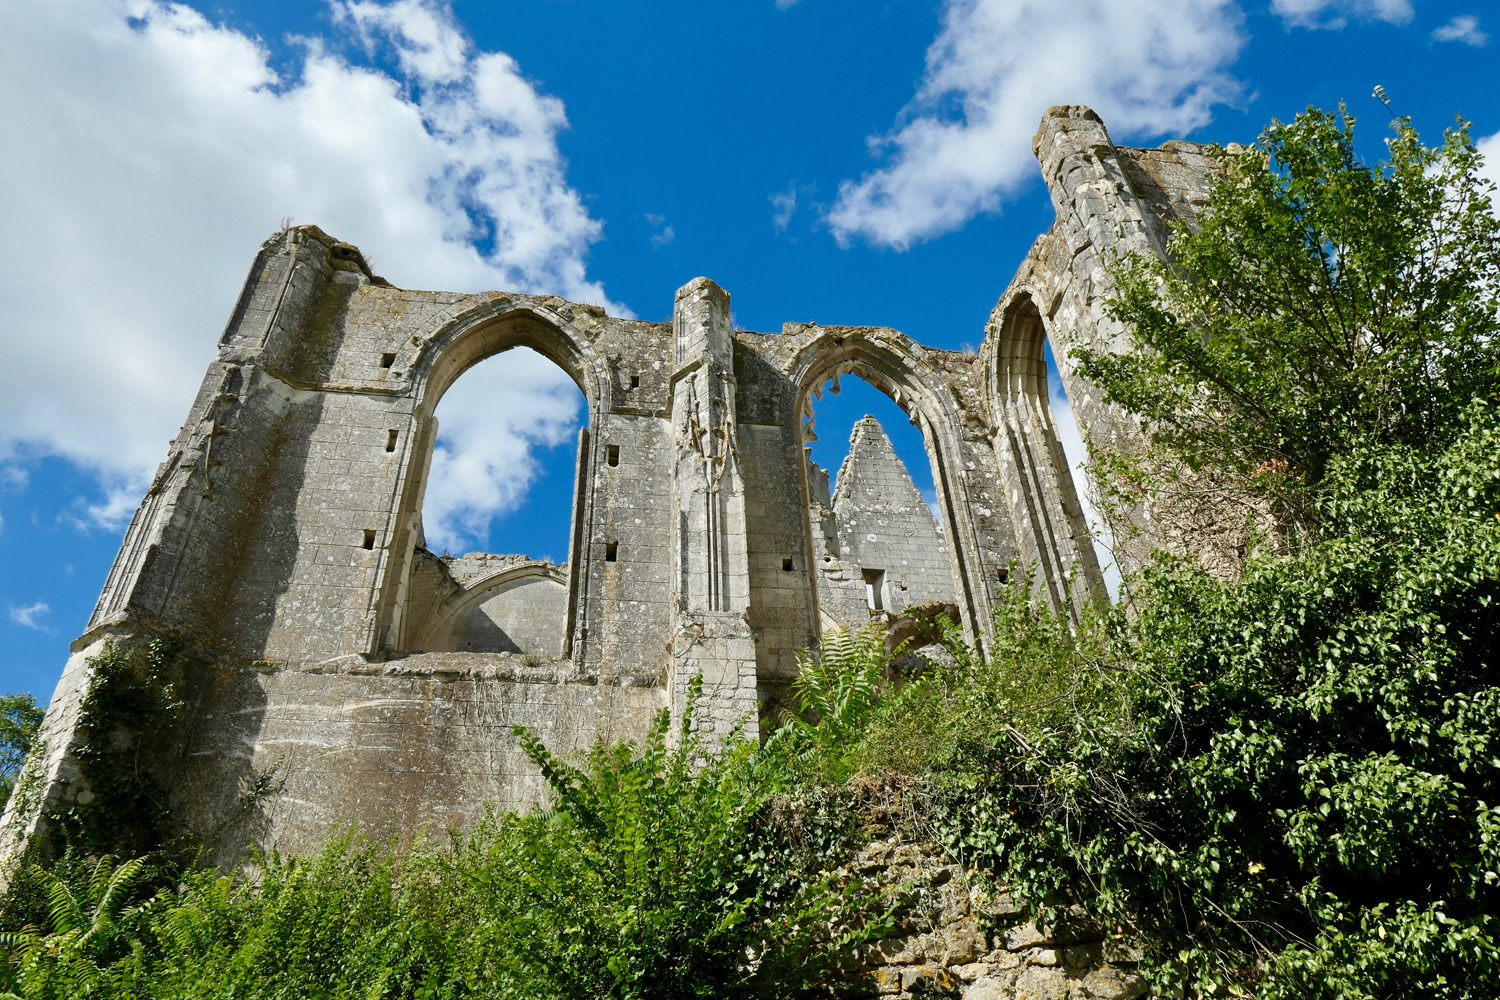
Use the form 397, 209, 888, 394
374, 298, 612, 662
988, 290, 1104, 612
409, 560, 570, 656
784, 328, 994, 648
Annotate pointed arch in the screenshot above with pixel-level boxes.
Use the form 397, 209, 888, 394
989, 289, 1104, 611
371, 297, 612, 661
784, 328, 994, 648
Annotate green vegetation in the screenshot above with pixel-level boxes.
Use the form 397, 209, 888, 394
0, 695, 44, 812
0, 677, 888, 999
2, 104, 1496, 997
62, 637, 186, 859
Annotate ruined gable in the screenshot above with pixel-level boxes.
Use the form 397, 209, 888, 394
828, 416, 954, 614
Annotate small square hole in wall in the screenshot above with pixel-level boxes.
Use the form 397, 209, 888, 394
362, 529, 377, 550
380, 352, 396, 368
997, 568, 1010, 584
606, 444, 620, 467
385, 430, 399, 453
782, 556, 794, 571
630, 374, 640, 389
605, 541, 618, 562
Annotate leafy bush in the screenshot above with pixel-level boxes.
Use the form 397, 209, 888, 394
0, 678, 887, 999
902, 105, 1500, 998
910, 405, 1499, 997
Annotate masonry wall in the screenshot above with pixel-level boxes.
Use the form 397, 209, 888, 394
169, 660, 663, 868
988, 106, 1226, 583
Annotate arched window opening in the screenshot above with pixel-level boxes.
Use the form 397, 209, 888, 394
404, 346, 586, 658
800, 373, 960, 638
1043, 339, 1120, 599
995, 294, 1110, 607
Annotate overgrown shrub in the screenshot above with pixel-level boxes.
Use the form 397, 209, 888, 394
0, 677, 889, 999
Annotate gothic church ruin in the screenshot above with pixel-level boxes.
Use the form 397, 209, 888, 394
1, 106, 1224, 874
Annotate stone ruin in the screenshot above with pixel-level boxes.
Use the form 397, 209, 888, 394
0, 106, 1227, 877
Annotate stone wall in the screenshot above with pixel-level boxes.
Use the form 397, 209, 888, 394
840, 837, 1149, 1000
169, 655, 663, 869
985, 106, 1230, 584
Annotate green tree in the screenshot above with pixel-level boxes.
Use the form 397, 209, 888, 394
0, 694, 44, 810
1078, 103, 1500, 532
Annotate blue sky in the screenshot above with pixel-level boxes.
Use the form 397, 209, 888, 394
2, 0, 1496, 703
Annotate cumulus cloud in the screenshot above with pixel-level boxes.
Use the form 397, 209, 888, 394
826, 0, 1246, 249
0, 0, 618, 537
338, 0, 470, 82
1431, 15, 1488, 45
1271, 0, 1413, 29
423, 349, 581, 552
9, 602, 52, 632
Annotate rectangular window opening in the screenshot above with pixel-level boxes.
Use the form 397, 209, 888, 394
862, 568, 885, 611
605, 541, 618, 562
379, 352, 396, 368
782, 556, 794, 571
606, 444, 620, 467
362, 529, 377, 550
629, 374, 640, 389
385, 429, 399, 453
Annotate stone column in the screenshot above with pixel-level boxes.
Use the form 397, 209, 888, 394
668, 278, 759, 741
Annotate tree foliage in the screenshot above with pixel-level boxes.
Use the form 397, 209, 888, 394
0, 695, 43, 811
1078, 104, 1500, 527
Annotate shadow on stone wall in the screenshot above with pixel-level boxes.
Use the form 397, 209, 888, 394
169, 664, 275, 872
217, 391, 323, 658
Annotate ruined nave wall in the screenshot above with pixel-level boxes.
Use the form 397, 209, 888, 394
2, 106, 1224, 882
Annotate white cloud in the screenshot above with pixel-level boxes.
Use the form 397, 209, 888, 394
826, 0, 1246, 249
0, 0, 620, 533
1480, 132, 1500, 192
62, 486, 142, 533
1271, 0, 1412, 29
422, 349, 581, 552
771, 185, 798, 232
9, 602, 52, 631
644, 213, 676, 248
338, 0, 470, 82
1431, 15, 1488, 45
